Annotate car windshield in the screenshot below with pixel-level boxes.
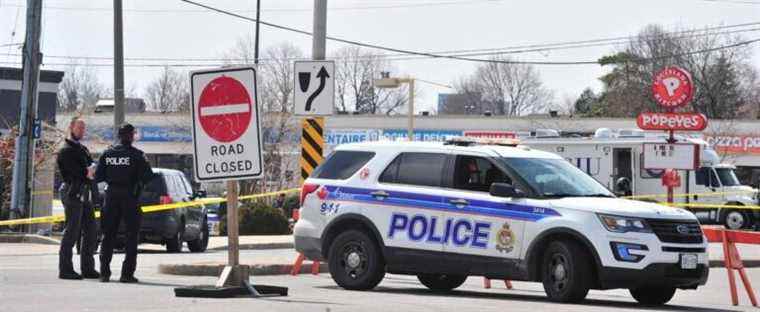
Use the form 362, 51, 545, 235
716, 168, 741, 187
500, 157, 614, 198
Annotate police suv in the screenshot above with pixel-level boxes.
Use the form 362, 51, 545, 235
294, 138, 709, 305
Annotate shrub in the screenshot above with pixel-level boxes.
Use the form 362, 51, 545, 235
221, 201, 289, 235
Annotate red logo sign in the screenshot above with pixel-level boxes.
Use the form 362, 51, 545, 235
198, 76, 253, 143
463, 130, 516, 139
652, 66, 693, 109
661, 169, 681, 188
636, 112, 707, 131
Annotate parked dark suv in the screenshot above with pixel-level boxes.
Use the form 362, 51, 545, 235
109, 168, 209, 253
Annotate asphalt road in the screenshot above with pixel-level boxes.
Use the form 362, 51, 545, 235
1, 244, 757, 312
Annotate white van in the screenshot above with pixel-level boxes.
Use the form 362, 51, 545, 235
523, 129, 759, 230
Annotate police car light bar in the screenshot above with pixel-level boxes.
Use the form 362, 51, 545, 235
444, 136, 521, 147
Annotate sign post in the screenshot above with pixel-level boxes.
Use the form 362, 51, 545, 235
175, 66, 286, 298
639, 66, 703, 204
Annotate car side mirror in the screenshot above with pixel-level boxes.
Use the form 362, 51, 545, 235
192, 190, 207, 199
489, 183, 523, 198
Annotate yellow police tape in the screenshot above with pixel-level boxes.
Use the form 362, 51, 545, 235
0, 188, 299, 227
623, 190, 758, 200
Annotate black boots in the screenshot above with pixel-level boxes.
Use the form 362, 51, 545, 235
58, 271, 83, 280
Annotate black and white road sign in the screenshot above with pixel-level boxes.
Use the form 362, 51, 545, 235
294, 60, 334, 116
190, 67, 263, 182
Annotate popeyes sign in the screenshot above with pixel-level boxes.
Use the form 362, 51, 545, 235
706, 135, 760, 155
637, 112, 707, 131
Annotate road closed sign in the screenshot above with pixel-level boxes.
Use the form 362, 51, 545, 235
190, 67, 263, 182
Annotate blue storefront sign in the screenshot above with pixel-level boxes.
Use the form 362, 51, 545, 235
382, 129, 462, 142
326, 129, 381, 146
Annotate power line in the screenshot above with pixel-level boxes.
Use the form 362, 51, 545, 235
0, 1, 505, 13
178, 0, 760, 66
2, 23, 759, 64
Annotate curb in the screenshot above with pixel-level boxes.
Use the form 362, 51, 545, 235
159, 262, 328, 276
208, 242, 294, 251
0, 234, 60, 245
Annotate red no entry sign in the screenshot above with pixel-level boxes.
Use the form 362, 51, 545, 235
198, 76, 253, 143
652, 66, 693, 109
191, 67, 262, 182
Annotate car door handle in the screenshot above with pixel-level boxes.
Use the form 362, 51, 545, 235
449, 199, 469, 207
370, 190, 389, 199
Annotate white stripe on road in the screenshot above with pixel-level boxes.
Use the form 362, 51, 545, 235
200, 103, 249, 116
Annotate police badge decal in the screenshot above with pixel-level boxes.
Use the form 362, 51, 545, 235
495, 223, 515, 253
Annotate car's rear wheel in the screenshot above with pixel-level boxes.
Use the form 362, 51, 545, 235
630, 286, 676, 306
188, 218, 209, 253
166, 222, 184, 253
541, 240, 592, 303
417, 274, 467, 291
328, 230, 385, 290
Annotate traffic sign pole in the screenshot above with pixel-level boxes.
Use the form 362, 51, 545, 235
299, 0, 328, 184
179, 66, 286, 298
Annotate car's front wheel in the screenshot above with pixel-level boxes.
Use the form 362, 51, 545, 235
630, 286, 676, 306
188, 218, 209, 253
328, 230, 385, 290
417, 274, 467, 291
541, 240, 592, 303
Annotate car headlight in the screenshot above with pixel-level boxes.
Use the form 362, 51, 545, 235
597, 214, 652, 233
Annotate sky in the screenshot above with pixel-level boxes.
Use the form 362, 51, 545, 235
0, 0, 759, 114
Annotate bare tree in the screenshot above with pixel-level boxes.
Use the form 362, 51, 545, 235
222, 39, 304, 195
454, 56, 553, 116
597, 24, 758, 118
333, 46, 409, 114
57, 65, 103, 112
144, 66, 190, 112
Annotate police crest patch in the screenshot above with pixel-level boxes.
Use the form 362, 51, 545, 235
495, 223, 515, 253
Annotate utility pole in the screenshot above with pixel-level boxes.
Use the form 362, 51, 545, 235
254, 0, 261, 65
312, 0, 327, 61
113, 0, 125, 136
10, 0, 43, 221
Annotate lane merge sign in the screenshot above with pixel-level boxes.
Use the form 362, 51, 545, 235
294, 60, 335, 116
190, 67, 263, 182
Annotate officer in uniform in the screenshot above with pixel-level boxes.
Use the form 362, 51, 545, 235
56, 117, 100, 280
96, 123, 154, 283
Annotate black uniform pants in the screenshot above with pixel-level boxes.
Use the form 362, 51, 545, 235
59, 189, 97, 274
99, 188, 141, 277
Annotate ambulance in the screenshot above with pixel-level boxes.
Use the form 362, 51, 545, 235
294, 138, 709, 305
522, 128, 759, 230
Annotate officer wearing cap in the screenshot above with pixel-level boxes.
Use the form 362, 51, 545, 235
95, 123, 154, 283
56, 117, 100, 280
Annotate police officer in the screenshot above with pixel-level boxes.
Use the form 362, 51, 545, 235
56, 117, 100, 280
96, 123, 154, 283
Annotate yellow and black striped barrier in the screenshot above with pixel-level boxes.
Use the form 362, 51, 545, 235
0, 188, 299, 227
300, 117, 325, 182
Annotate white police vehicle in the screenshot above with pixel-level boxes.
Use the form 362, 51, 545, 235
294, 138, 709, 305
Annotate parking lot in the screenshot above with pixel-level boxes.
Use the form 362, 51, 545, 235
1, 243, 757, 312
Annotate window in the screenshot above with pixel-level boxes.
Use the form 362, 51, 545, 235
716, 168, 740, 187
696, 167, 708, 186
500, 157, 613, 198
381, 153, 447, 187
709, 169, 722, 188
453, 156, 511, 192
312, 151, 375, 180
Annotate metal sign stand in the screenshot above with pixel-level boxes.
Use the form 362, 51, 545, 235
174, 181, 288, 298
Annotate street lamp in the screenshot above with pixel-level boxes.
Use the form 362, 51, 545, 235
374, 73, 415, 141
